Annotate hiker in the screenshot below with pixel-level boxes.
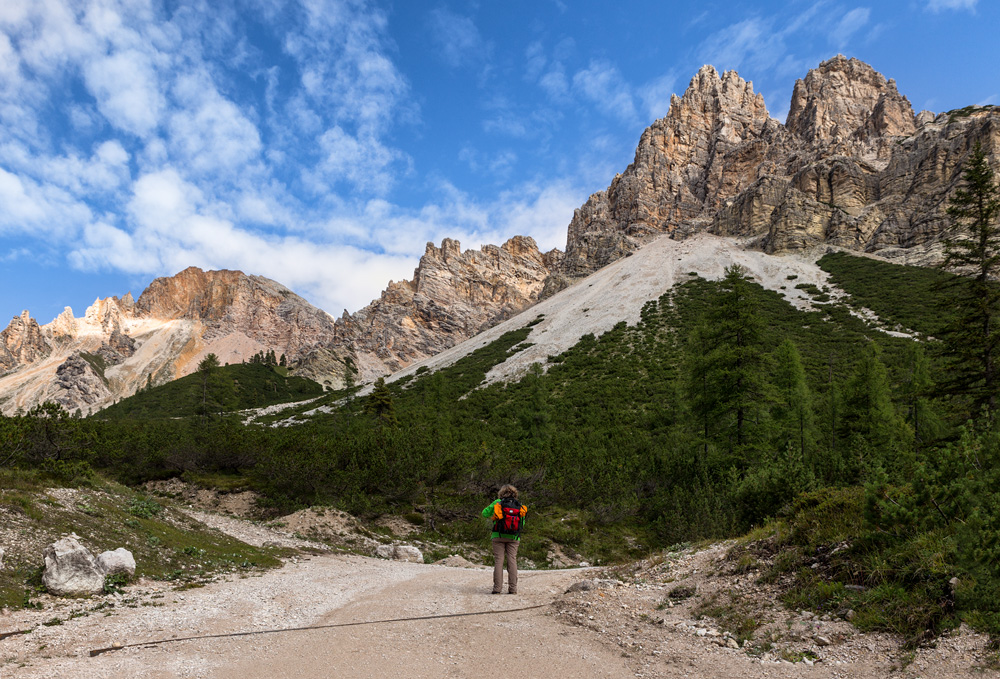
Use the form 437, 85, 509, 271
482, 484, 527, 594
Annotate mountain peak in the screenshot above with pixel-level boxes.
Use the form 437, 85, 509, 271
787, 54, 915, 145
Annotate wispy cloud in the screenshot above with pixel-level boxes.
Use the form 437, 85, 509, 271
572, 59, 637, 122
830, 8, 870, 48
927, 0, 977, 11
427, 8, 489, 70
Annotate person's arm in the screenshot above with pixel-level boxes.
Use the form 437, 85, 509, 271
482, 499, 499, 518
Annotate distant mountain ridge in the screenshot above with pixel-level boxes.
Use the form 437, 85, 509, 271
2, 55, 997, 414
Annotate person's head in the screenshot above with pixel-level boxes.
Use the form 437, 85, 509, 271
498, 484, 518, 499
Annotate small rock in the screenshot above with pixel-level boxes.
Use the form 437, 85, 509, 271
97, 548, 136, 577
814, 635, 832, 646
726, 638, 740, 649
42, 534, 104, 596
695, 628, 707, 637
0, 546, 5, 569
845, 609, 856, 621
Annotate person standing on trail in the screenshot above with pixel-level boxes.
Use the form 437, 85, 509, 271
482, 484, 527, 594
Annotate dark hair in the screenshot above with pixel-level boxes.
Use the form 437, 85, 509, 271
498, 484, 518, 499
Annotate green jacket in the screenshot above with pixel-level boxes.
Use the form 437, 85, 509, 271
482, 499, 528, 540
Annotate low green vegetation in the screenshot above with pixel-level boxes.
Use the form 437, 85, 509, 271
97, 362, 323, 419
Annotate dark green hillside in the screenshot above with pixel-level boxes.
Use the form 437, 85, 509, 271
818, 251, 963, 335
97, 362, 324, 419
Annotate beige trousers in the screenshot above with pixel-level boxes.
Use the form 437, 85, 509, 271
491, 538, 519, 593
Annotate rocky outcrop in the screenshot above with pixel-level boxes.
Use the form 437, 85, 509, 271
52, 354, 113, 412
561, 65, 785, 275
334, 236, 560, 380
0, 311, 50, 372
556, 55, 999, 283
42, 535, 105, 597
786, 55, 916, 154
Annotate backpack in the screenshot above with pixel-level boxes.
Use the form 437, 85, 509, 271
493, 498, 524, 537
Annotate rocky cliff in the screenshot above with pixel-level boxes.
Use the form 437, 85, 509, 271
328, 235, 562, 382
555, 55, 998, 283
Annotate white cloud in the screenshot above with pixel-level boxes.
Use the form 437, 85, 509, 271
427, 8, 487, 69
305, 125, 404, 196
927, 0, 977, 10
639, 72, 678, 120
167, 71, 262, 176
830, 8, 870, 48
572, 60, 637, 121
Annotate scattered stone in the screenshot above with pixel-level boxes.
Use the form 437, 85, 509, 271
814, 635, 832, 646
0, 546, 5, 569
42, 534, 104, 597
97, 548, 136, 577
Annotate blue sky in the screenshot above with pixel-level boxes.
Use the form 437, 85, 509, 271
1, 0, 997, 326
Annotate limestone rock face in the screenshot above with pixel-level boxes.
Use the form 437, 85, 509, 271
562, 65, 783, 275
42, 535, 105, 597
53, 354, 113, 411
335, 236, 559, 380
97, 548, 136, 578
0, 311, 50, 372
786, 55, 915, 156
557, 55, 999, 284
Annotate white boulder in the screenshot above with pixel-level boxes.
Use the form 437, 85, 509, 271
97, 548, 136, 578
42, 535, 104, 596
375, 544, 424, 563
394, 545, 423, 563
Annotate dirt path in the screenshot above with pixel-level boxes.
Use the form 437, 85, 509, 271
4, 539, 999, 678
1, 555, 631, 678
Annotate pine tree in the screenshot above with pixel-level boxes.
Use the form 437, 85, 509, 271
198, 353, 221, 418
365, 377, 398, 427
900, 342, 943, 450
685, 265, 772, 461
772, 339, 817, 460
940, 142, 1000, 418
840, 343, 912, 479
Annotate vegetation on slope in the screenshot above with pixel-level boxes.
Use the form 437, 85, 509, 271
0, 466, 286, 610
97, 361, 324, 420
